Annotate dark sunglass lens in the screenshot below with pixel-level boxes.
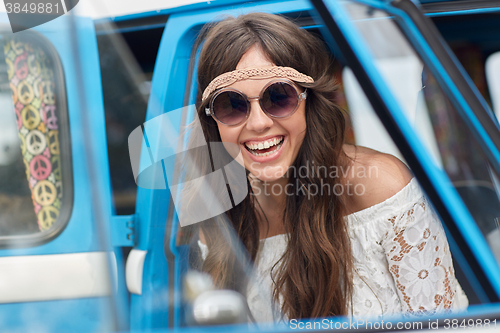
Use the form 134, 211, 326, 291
212, 91, 248, 125
261, 82, 298, 117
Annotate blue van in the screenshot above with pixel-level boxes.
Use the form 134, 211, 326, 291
0, 0, 499, 331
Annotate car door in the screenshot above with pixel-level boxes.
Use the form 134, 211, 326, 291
0, 11, 126, 333
129, 0, 500, 331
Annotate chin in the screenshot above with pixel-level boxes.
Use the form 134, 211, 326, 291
247, 164, 288, 183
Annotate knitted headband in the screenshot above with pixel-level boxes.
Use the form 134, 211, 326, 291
201, 66, 314, 101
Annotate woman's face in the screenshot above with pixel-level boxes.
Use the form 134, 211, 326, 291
215, 45, 307, 182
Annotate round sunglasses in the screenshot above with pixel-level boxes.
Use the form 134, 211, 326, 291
205, 79, 307, 126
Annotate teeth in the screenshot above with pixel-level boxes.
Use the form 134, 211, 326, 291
247, 140, 284, 157
244, 136, 283, 151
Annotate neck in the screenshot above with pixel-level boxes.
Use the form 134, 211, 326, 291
250, 175, 288, 239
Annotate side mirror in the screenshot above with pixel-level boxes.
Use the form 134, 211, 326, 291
184, 270, 248, 325
192, 290, 248, 325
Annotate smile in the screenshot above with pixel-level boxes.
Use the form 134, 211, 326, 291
244, 136, 284, 157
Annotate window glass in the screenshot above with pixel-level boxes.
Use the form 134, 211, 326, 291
0, 34, 71, 242
341, 1, 500, 266
431, 12, 500, 113
95, 24, 163, 215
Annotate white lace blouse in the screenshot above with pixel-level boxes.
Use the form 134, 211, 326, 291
198, 178, 469, 322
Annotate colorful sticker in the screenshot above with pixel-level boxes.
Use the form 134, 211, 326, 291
5, 39, 62, 231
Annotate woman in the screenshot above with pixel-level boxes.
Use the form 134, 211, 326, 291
190, 12, 468, 322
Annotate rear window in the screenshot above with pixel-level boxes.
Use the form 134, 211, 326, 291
0, 33, 73, 246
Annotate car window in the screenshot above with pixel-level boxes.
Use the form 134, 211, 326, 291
95, 21, 164, 215
0, 33, 72, 245
431, 11, 500, 114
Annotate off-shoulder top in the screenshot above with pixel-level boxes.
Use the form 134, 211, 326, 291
198, 178, 469, 322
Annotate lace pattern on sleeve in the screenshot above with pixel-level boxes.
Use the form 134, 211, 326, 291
382, 195, 464, 313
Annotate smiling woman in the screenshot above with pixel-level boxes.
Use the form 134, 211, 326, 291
211, 51, 308, 183
188, 12, 468, 322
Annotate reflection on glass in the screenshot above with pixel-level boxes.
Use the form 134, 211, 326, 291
342, 2, 500, 264
96, 23, 157, 215
156, 106, 282, 326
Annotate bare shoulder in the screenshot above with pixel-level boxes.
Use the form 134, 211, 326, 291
343, 144, 414, 214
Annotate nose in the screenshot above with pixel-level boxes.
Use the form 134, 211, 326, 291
245, 99, 273, 132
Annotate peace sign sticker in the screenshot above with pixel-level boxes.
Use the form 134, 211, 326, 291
18, 80, 35, 105
33, 180, 57, 206
30, 154, 52, 181
22, 105, 41, 130
14, 53, 28, 80
37, 206, 59, 231
26, 130, 46, 155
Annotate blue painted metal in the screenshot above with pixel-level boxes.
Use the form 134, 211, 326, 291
322, 0, 500, 297
0, 298, 114, 332
0, 10, 127, 333
111, 215, 136, 247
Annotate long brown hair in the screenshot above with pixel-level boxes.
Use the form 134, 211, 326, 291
193, 12, 353, 319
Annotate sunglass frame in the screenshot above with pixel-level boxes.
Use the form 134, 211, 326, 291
205, 78, 307, 126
